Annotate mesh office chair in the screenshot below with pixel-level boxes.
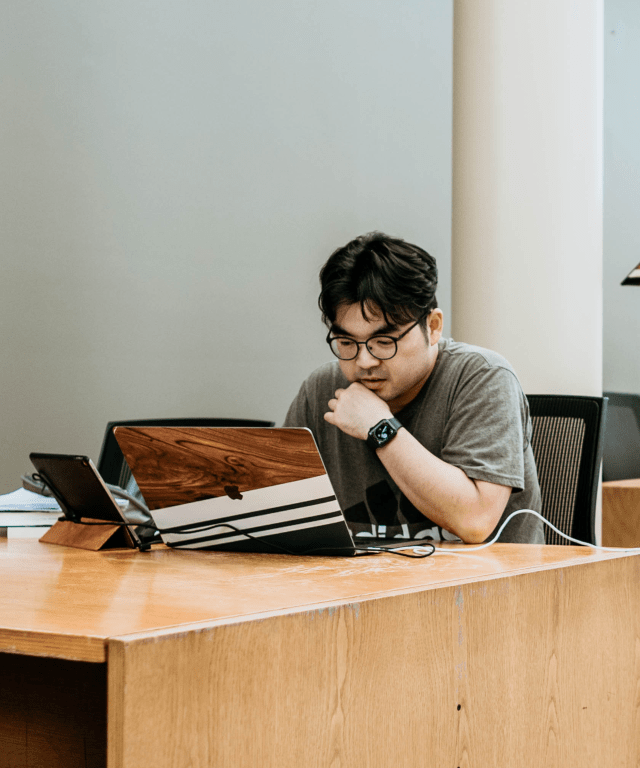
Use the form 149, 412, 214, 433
602, 392, 640, 481
526, 395, 608, 546
97, 417, 276, 492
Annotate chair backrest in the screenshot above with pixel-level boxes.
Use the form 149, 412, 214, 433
602, 392, 640, 482
526, 395, 608, 546
97, 418, 276, 490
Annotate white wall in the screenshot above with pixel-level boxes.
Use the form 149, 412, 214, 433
604, 0, 640, 392
0, 1, 453, 492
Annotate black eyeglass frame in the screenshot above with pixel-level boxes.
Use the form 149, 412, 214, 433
326, 311, 431, 361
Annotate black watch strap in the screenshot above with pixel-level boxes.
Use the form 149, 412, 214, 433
367, 417, 403, 450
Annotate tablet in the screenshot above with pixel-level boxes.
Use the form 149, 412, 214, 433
29, 452, 143, 548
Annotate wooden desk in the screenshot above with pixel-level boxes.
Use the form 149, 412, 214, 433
1, 539, 638, 768
603, 478, 640, 547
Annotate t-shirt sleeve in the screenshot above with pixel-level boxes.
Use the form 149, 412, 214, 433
282, 362, 342, 432
441, 364, 530, 491
282, 381, 312, 429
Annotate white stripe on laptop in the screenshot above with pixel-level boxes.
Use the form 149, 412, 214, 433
168, 513, 345, 549
161, 500, 341, 545
152, 474, 339, 543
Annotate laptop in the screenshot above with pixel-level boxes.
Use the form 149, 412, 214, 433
113, 426, 427, 556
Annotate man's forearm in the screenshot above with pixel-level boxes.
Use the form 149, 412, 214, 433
322, 380, 510, 542
376, 428, 510, 543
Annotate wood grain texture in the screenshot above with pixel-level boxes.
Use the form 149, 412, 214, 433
113, 426, 327, 510
107, 555, 640, 768
0, 538, 635, 663
602, 479, 640, 547
39, 518, 134, 551
0, 653, 106, 768
1, 540, 639, 768
0, 628, 105, 663
1, 538, 632, 662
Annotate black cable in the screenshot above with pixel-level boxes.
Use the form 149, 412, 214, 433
26, 472, 150, 516
352, 543, 436, 558
66, 519, 436, 558
162, 522, 436, 558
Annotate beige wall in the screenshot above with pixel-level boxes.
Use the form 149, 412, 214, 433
452, 0, 603, 397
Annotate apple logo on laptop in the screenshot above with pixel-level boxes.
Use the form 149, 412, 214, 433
224, 485, 243, 501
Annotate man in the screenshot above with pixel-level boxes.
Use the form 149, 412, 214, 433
284, 232, 543, 545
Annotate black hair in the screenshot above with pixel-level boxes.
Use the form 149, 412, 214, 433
318, 231, 438, 328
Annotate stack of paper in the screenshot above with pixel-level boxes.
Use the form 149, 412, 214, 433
0, 488, 61, 537
0, 486, 133, 541
0, 487, 62, 512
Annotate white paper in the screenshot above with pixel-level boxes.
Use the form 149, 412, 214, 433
0, 486, 129, 513
0, 511, 60, 526
0, 487, 62, 511
9, 527, 52, 538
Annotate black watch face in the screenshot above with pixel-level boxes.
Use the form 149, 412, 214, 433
375, 422, 395, 443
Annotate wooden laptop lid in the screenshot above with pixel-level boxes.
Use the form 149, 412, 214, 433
113, 426, 327, 511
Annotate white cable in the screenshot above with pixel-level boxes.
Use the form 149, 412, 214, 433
408, 509, 640, 557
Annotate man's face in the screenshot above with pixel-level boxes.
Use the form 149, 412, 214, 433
330, 303, 442, 413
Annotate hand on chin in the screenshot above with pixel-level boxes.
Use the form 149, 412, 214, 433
324, 381, 393, 440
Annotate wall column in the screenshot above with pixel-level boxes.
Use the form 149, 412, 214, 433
451, 0, 603, 396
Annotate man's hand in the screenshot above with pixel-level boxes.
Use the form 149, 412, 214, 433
324, 382, 393, 440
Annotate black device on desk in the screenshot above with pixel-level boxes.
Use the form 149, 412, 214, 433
29, 453, 145, 550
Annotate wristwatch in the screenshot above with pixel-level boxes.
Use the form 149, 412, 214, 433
367, 417, 403, 450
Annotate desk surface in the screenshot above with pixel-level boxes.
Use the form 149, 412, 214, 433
0, 539, 634, 663
603, 478, 640, 488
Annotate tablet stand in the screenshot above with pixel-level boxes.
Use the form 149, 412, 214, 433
40, 518, 136, 551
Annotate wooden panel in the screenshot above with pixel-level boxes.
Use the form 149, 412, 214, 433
113, 426, 327, 509
0, 629, 105, 663
602, 479, 640, 547
0, 653, 106, 768
108, 555, 640, 768
40, 519, 134, 551
0, 538, 635, 661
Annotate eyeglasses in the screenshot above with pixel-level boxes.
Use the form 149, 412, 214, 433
326, 313, 429, 361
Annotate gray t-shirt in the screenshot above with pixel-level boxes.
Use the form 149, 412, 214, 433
283, 338, 543, 544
